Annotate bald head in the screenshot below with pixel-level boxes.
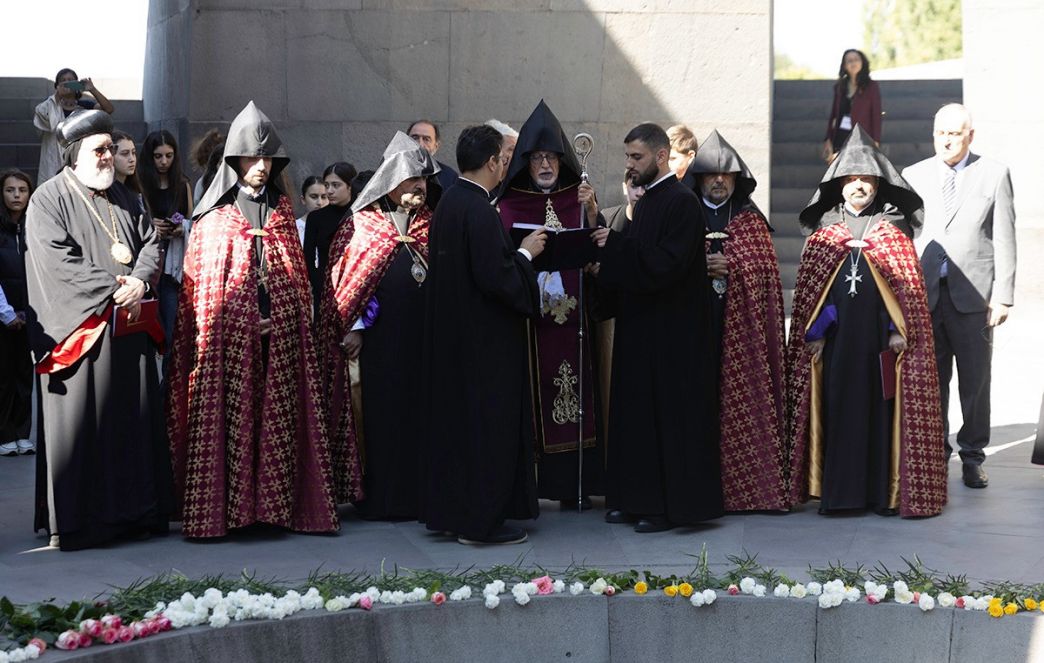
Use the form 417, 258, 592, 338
933, 103, 974, 166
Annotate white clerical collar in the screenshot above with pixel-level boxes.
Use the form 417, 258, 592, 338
938, 152, 970, 173
702, 196, 729, 210
646, 171, 676, 191
459, 176, 489, 196
238, 182, 266, 199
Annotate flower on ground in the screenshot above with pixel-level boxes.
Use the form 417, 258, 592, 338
988, 603, 1004, 618
679, 583, 694, 598
806, 582, 822, 596
867, 595, 881, 605
553, 580, 565, 593
664, 585, 678, 597
703, 589, 717, 604
27, 639, 45, 653
790, 584, 807, 599
727, 584, 739, 596
1024, 598, 1038, 611
739, 577, 756, 594
590, 578, 608, 595
689, 592, 705, 607
532, 575, 554, 596
449, 586, 472, 601
753, 584, 767, 598
569, 582, 585, 596
431, 592, 446, 606
633, 581, 648, 595
485, 594, 500, 609
774, 584, 790, 598
359, 596, 373, 611
513, 591, 530, 606
1004, 602, 1018, 616
605, 586, 616, 597
937, 592, 956, 608
918, 593, 936, 611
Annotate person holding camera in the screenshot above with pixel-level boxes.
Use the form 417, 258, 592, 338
33, 68, 114, 183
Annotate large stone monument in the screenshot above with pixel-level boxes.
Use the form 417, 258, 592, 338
145, 0, 771, 208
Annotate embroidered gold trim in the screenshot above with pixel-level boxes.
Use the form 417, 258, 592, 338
543, 197, 563, 230
551, 360, 580, 425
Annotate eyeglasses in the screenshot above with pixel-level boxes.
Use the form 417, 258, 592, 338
529, 152, 559, 165
92, 144, 118, 157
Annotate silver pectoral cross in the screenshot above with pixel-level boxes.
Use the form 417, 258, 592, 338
844, 262, 862, 297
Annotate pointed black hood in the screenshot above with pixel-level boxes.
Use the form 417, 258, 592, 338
499, 100, 582, 197
799, 125, 923, 230
194, 101, 290, 218
684, 129, 758, 204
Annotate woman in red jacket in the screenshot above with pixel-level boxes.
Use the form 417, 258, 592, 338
821, 49, 882, 162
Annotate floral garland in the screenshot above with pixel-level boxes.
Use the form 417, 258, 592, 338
3, 555, 1043, 659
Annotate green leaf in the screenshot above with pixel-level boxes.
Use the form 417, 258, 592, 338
0, 596, 14, 617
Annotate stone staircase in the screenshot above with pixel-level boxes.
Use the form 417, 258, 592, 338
771, 79, 963, 300
0, 77, 146, 186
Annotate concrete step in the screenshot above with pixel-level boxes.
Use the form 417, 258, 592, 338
769, 212, 808, 239
774, 118, 935, 144
0, 77, 52, 99
0, 120, 38, 143
771, 164, 831, 190
773, 79, 963, 99
770, 187, 815, 214
772, 234, 806, 264
772, 141, 935, 167
0, 143, 42, 170
779, 262, 798, 290
774, 95, 966, 122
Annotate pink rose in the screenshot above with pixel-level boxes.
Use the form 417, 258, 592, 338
359, 596, 373, 611
955, 597, 966, 609
101, 614, 123, 629
605, 586, 616, 596
118, 625, 135, 642
56, 630, 81, 650
101, 627, 119, 644
154, 615, 172, 632
431, 592, 447, 606
78, 632, 94, 648
866, 595, 880, 605
29, 637, 47, 652
532, 575, 554, 596
727, 585, 740, 596
80, 618, 102, 637
913, 592, 920, 603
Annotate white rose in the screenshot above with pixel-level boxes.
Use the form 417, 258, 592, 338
753, 584, 766, 598
590, 578, 608, 595
918, 593, 936, 611
844, 587, 860, 602
689, 592, 706, 607
325, 598, 345, 612
570, 582, 585, 596
895, 590, 914, 605
790, 584, 807, 599
806, 582, 822, 596
740, 577, 756, 594
553, 580, 565, 593
514, 591, 531, 606
702, 589, 717, 604
9, 650, 25, 663
485, 594, 500, 609
209, 612, 230, 628
937, 592, 955, 608
892, 581, 909, 595
774, 584, 790, 598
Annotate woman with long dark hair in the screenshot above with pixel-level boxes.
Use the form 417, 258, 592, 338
296, 175, 328, 245
304, 161, 357, 313
822, 49, 882, 162
111, 130, 142, 194
0, 170, 34, 456
138, 130, 194, 361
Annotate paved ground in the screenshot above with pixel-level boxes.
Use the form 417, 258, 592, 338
2, 229, 1042, 606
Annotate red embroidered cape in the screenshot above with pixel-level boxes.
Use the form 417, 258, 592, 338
715, 209, 788, 511
166, 195, 339, 537
784, 221, 946, 517
316, 204, 431, 503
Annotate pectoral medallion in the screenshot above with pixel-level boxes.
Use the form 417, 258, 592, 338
712, 277, 728, 297
410, 260, 427, 284
110, 242, 133, 265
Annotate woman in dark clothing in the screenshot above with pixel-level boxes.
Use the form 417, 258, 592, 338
138, 131, 193, 359
822, 49, 882, 161
0, 170, 34, 456
303, 161, 357, 314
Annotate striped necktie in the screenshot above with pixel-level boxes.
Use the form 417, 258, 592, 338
942, 167, 958, 217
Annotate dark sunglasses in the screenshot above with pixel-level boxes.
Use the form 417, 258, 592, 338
92, 144, 118, 157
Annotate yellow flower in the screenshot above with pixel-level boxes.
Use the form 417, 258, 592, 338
988, 597, 1002, 608
988, 603, 1004, 618
634, 582, 648, 595
1004, 602, 1018, 615
664, 585, 678, 597
679, 583, 694, 598
1024, 598, 1038, 611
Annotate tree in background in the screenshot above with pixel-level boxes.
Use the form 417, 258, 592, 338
775, 52, 821, 80
864, 0, 963, 70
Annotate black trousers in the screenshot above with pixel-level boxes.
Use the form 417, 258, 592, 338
932, 281, 992, 465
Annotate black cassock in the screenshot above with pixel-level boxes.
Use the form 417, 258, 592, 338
421, 179, 540, 539
595, 176, 723, 524
357, 245, 426, 519
24, 171, 171, 550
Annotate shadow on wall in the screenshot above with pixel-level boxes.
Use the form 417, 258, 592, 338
144, 1, 771, 213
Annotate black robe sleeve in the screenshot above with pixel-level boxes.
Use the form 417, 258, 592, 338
466, 201, 540, 317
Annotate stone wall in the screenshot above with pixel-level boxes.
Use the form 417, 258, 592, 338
144, 0, 772, 210
963, 0, 1043, 227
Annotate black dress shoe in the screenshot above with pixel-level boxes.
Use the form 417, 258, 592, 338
634, 516, 673, 533
962, 463, 989, 488
457, 525, 528, 545
605, 509, 637, 524
560, 496, 593, 511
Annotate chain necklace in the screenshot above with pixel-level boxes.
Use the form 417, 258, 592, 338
841, 206, 873, 297
383, 206, 427, 284
63, 170, 133, 265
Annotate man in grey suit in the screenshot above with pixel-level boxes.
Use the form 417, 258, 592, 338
902, 103, 1016, 489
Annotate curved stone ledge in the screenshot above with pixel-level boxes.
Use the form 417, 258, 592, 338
47, 593, 1044, 662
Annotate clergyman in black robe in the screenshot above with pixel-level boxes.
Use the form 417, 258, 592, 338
591, 123, 723, 532
421, 125, 544, 545
24, 111, 171, 550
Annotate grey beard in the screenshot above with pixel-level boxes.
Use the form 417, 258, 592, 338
75, 165, 115, 191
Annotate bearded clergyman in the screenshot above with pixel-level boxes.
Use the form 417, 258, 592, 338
25, 110, 171, 550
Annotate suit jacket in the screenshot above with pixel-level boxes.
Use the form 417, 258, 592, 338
903, 153, 1016, 313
